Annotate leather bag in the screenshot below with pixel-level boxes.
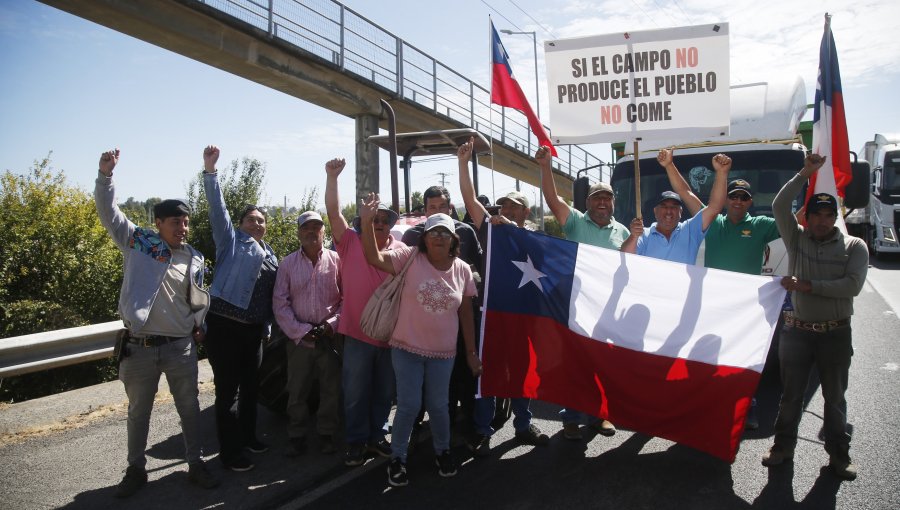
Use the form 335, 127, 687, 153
359, 250, 417, 342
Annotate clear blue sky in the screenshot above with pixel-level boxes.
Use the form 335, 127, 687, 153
1, 0, 898, 211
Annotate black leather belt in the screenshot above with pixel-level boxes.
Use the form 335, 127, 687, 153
128, 335, 183, 347
783, 315, 850, 333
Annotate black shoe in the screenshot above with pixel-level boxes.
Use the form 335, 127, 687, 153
344, 443, 367, 466
245, 438, 269, 454
515, 424, 550, 446
435, 450, 458, 477
320, 435, 336, 455
187, 460, 220, 489
115, 465, 147, 498
467, 434, 491, 457
223, 455, 255, 472
285, 437, 308, 458
366, 438, 391, 458
387, 457, 408, 487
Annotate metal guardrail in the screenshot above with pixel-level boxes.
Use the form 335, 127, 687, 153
199, 0, 610, 183
0, 322, 123, 378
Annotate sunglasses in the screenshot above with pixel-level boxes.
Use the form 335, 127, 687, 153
426, 230, 453, 239
728, 193, 751, 202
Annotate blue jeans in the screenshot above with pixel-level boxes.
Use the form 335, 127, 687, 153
342, 336, 395, 445
773, 325, 853, 458
119, 336, 202, 468
473, 397, 533, 436
390, 348, 454, 462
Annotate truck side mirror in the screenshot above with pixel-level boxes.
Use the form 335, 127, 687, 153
843, 161, 870, 209
573, 176, 590, 213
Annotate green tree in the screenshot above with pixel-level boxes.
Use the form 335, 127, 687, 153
0, 155, 122, 402
410, 190, 424, 212
0, 154, 122, 329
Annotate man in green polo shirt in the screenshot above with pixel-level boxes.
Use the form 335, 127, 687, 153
705, 179, 781, 275
537, 144, 628, 440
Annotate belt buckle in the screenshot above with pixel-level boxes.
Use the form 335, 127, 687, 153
811, 322, 826, 333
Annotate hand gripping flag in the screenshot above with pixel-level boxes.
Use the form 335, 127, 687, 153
805, 14, 852, 210
479, 225, 786, 461
490, 22, 557, 156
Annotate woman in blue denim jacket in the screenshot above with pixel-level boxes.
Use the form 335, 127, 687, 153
202, 145, 279, 472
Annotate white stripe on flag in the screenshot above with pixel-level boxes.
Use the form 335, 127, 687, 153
568, 243, 785, 373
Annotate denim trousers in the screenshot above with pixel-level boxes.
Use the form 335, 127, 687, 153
342, 336, 395, 445
119, 336, 201, 468
390, 348, 455, 462
473, 397, 533, 436
285, 337, 342, 439
773, 324, 853, 459
204, 313, 264, 462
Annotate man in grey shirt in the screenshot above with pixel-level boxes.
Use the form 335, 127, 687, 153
763, 153, 868, 481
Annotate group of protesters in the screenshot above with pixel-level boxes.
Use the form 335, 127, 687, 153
95, 136, 867, 496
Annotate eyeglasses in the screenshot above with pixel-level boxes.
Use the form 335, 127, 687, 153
372, 216, 391, 225
728, 193, 751, 202
426, 230, 453, 239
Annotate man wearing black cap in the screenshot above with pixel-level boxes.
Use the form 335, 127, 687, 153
763, 154, 868, 481
95, 149, 218, 497
621, 148, 730, 263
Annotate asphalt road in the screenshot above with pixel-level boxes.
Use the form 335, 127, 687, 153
1, 257, 898, 510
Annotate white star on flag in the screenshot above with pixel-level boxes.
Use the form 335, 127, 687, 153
511, 254, 547, 292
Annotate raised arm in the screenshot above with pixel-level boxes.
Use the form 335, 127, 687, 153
201, 145, 236, 254
324, 158, 349, 244
537, 145, 570, 225
701, 153, 731, 230
658, 148, 703, 217
359, 193, 396, 274
773, 154, 827, 248
94, 148, 136, 250
457, 137, 488, 229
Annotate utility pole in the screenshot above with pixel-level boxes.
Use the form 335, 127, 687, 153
435, 172, 452, 188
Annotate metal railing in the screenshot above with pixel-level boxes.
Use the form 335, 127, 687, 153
0, 322, 123, 378
199, 0, 610, 183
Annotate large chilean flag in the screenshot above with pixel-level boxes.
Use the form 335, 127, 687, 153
806, 15, 852, 208
490, 21, 557, 156
479, 225, 786, 462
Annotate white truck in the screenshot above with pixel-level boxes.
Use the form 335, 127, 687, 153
845, 133, 900, 258
607, 77, 811, 276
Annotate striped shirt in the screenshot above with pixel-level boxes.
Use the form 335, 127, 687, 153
273, 247, 342, 346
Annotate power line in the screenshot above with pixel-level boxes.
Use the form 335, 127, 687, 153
506, 0, 558, 39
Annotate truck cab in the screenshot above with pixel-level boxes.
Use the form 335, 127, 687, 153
860, 134, 900, 257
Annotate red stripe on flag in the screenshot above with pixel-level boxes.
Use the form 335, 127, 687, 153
481, 310, 759, 462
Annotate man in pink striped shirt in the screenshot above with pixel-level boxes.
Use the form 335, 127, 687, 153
273, 211, 342, 456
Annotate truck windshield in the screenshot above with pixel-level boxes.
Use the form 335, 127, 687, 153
883, 151, 900, 194
610, 149, 806, 224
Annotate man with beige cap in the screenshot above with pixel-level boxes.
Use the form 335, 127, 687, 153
537, 144, 628, 440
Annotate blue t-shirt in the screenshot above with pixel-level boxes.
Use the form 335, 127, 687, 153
637, 209, 707, 264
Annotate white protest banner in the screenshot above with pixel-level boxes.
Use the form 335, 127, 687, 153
545, 23, 730, 145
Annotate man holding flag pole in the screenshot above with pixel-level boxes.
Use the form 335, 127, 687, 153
762, 15, 868, 481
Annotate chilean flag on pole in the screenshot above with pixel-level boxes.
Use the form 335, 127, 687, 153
479, 225, 786, 461
805, 14, 852, 216
490, 21, 557, 156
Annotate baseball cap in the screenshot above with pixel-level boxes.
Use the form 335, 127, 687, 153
806, 192, 838, 214
656, 191, 683, 207
727, 179, 752, 197
588, 181, 614, 197
423, 213, 455, 233
496, 191, 530, 209
351, 203, 400, 231
153, 199, 191, 219
297, 210, 324, 227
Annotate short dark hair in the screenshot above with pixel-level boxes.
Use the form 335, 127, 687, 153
238, 204, 267, 223
417, 227, 460, 258
423, 186, 451, 203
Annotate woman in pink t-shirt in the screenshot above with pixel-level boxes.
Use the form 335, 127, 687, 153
360, 196, 480, 487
